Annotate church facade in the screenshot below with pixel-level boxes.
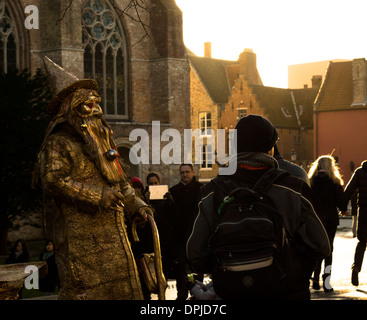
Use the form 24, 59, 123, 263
1, 0, 190, 185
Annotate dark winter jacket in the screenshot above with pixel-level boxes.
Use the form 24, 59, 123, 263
310, 172, 348, 226
39, 252, 59, 293
273, 145, 310, 186
187, 167, 330, 299
167, 177, 203, 250
276, 157, 310, 186
345, 160, 367, 207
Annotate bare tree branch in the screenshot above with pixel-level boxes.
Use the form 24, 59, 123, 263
58, 0, 74, 23
124, 0, 154, 46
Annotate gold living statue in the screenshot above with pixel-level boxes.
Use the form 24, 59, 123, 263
33, 57, 153, 300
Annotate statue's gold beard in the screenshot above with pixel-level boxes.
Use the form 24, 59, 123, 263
68, 114, 124, 184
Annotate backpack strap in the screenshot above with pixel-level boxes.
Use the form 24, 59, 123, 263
212, 168, 289, 215
213, 168, 289, 195
211, 178, 241, 215
252, 168, 290, 193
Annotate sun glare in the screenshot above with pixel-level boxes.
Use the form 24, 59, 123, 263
176, 0, 367, 88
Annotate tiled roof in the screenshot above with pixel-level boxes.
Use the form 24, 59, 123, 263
188, 55, 237, 104
250, 85, 318, 129
315, 61, 353, 111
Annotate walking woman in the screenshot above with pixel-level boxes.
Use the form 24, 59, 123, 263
308, 155, 348, 292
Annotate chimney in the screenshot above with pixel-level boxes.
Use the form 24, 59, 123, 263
204, 42, 212, 58
352, 58, 367, 106
311, 75, 322, 89
238, 48, 262, 85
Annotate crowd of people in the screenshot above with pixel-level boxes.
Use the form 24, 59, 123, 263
120, 124, 366, 299
7, 57, 362, 300
4, 123, 367, 300
3, 106, 366, 300
123, 115, 366, 300
4, 128, 366, 300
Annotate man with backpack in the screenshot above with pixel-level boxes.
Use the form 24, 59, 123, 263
186, 114, 330, 300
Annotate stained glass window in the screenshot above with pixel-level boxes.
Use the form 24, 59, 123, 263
82, 0, 128, 118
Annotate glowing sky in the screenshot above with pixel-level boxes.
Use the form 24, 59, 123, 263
175, 0, 367, 88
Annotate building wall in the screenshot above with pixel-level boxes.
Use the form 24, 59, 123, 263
276, 127, 313, 169
190, 66, 219, 181
219, 77, 264, 130
314, 109, 367, 183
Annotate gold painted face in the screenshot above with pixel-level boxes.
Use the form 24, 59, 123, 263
76, 93, 103, 118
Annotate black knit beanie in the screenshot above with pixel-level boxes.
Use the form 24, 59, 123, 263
235, 114, 278, 153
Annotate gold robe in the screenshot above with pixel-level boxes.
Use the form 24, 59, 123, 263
38, 128, 146, 300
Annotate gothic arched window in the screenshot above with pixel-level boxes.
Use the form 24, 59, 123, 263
82, 0, 128, 119
0, 0, 18, 73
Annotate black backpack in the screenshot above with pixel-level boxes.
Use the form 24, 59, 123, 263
210, 168, 291, 299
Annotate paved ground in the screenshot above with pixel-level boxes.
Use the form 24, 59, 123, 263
310, 217, 367, 300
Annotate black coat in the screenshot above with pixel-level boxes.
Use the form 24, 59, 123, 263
275, 156, 310, 186
310, 173, 347, 227
167, 177, 202, 250
39, 252, 59, 293
345, 161, 367, 240
150, 199, 177, 258
345, 160, 367, 207
128, 197, 177, 259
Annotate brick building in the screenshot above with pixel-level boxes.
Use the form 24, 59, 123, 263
220, 79, 319, 169
314, 58, 367, 183
188, 47, 263, 182
189, 45, 319, 180
0, 0, 190, 186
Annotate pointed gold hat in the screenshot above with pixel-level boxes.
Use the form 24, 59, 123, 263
43, 56, 98, 116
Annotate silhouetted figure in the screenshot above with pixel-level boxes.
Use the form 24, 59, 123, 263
345, 160, 367, 286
